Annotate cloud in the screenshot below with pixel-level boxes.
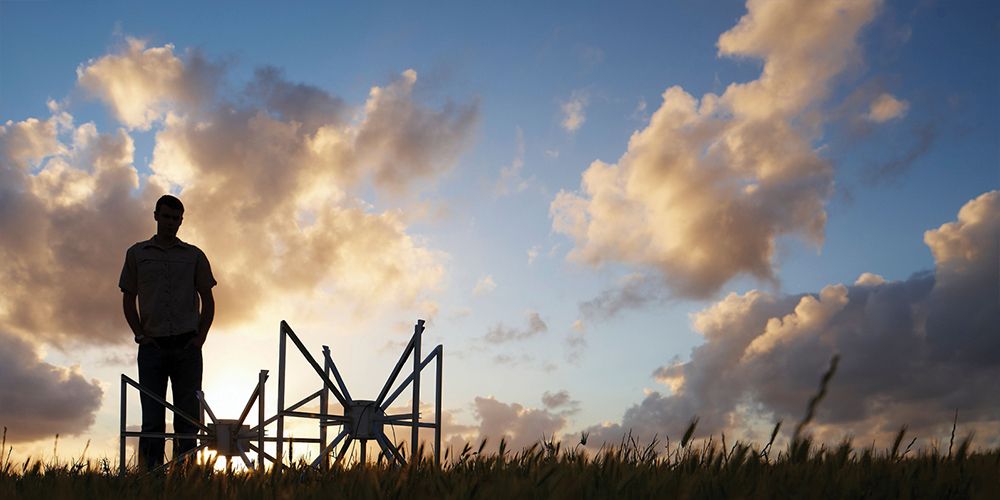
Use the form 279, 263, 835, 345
472, 396, 568, 451
527, 245, 540, 265
354, 68, 480, 193
0, 40, 478, 347
560, 90, 589, 133
542, 390, 581, 416
473, 275, 497, 296
576, 44, 605, 69
77, 38, 221, 130
0, 114, 151, 346
866, 93, 909, 122
583, 191, 1000, 448
863, 123, 935, 185
484, 311, 548, 343
494, 127, 530, 196
0, 330, 103, 443
579, 273, 664, 322
551, 0, 880, 298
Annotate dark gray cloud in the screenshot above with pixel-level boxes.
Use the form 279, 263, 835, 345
863, 123, 935, 185
0, 330, 103, 443
584, 191, 1000, 448
542, 390, 581, 416
579, 273, 664, 322
484, 311, 547, 343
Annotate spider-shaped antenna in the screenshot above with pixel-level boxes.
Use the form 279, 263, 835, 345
265, 319, 443, 469
118, 370, 269, 475
118, 319, 442, 474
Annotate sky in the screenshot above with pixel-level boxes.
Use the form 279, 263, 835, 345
1, 0, 998, 465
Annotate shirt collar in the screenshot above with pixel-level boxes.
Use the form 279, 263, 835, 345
142, 235, 189, 250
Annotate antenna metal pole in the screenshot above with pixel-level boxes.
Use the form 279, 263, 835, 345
435, 346, 442, 466
258, 369, 267, 471
276, 323, 287, 467
412, 319, 423, 461
320, 346, 330, 471
119, 375, 127, 476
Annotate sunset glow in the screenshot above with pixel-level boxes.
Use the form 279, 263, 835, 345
0, 0, 997, 468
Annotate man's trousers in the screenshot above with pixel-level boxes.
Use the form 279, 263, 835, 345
137, 332, 202, 470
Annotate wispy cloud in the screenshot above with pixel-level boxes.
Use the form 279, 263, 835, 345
866, 92, 910, 122
484, 311, 548, 343
494, 127, 530, 196
560, 90, 589, 133
473, 275, 497, 296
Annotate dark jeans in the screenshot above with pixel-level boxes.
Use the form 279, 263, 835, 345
137, 332, 203, 470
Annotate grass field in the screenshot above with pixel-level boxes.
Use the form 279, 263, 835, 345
3, 358, 998, 499
2, 429, 999, 500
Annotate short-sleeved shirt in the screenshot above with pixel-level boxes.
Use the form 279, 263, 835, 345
119, 236, 217, 338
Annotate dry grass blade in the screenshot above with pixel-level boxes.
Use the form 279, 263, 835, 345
793, 354, 839, 441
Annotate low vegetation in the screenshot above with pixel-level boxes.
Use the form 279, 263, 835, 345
1, 429, 998, 499
2, 357, 997, 499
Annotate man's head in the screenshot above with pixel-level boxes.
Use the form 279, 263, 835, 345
154, 195, 185, 238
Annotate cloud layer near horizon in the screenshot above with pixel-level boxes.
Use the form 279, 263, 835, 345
551, 0, 879, 298
0, 330, 103, 443
584, 191, 1000, 447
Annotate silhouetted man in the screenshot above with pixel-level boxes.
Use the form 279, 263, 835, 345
120, 194, 216, 470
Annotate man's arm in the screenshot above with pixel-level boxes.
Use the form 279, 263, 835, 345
194, 287, 215, 348
122, 291, 150, 343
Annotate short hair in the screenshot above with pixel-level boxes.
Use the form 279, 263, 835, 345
155, 194, 185, 213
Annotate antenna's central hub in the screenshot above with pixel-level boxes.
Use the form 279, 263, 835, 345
346, 400, 385, 439
206, 419, 251, 456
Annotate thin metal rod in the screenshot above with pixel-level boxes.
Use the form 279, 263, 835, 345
381, 413, 415, 421
247, 443, 276, 466
311, 428, 349, 468
259, 437, 323, 443
320, 347, 330, 471
381, 347, 441, 411
435, 345, 443, 466
276, 322, 287, 466
374, 435, 394, 466
257, 370, 266, 472
376, 432, 406, 466
380, 422, 437, 429
280, 321, 348, 406
237, 373, 266, 427
139, 443, 208, 479
196, 391, 219, 424
323, 346, 353, 402
122, 375, 209, 433
238, 450, 254, 470
335, 437, 353, 463
374, 334, 417, 406
122, 432, 202, 439
119, 376, 127, 476
412, 320, 422, 462
280, 410, 349, 422
249, 389, 323, 432
359, 439, 367, 464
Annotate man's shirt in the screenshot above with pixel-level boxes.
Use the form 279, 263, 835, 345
119, 236, 217, 338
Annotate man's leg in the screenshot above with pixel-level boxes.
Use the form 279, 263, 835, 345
137, 342, 168, 470
170, 340, 204, 460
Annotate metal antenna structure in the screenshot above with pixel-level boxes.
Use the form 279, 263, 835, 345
270, 319, 443, 469
118, 319, 442, 474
